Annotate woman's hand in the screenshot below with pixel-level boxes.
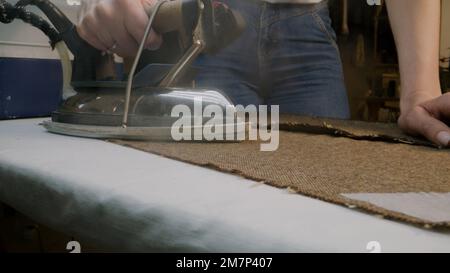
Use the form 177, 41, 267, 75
77, 0, 163, 57
399, 92, 450, 147
386, 0, 448, 147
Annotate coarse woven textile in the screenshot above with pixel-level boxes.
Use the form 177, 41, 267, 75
277, 115, 435, 147
110, 115, 450, 228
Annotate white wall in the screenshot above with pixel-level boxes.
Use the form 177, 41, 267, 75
441, 0, 450, 67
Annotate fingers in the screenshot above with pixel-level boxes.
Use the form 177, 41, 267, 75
419, 113, 450, 147
77, 15, 109, 51
140, 0, 163, 49
94, 1, 139, 56
76, 0, 163, 57
422, 93, 450, 147
399, 105, 450, 147
92, 3, 117, 48
123, 0, 162, 50
423, 93, 450, 120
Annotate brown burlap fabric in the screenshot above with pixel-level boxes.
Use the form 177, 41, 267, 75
111, 115, 450, 228
277, 115, 435, 147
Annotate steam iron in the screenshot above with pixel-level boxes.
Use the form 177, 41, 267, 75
11, 0, 246, 140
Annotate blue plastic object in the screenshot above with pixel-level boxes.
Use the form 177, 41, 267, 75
0, 57, 62, 119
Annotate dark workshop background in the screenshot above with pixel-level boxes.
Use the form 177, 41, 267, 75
329, 0, 450, 123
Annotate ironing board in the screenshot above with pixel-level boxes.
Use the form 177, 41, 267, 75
1, 118, 450, 252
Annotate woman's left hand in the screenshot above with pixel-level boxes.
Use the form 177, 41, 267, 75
398, 92, 450, 147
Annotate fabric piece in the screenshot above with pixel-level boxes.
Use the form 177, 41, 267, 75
277, 115, 434, 147
342, 193, 450, 223
111, 116, 450, 228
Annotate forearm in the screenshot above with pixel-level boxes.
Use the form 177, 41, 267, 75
386, 0, 442, 112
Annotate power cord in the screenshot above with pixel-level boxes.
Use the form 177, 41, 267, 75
0, 0, 61, 48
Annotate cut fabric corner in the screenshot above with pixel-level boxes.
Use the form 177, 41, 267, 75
342, 192, 450, 224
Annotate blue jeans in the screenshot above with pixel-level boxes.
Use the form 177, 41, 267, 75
194, 0, 350, 119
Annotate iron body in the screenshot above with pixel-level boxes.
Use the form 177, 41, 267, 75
43, 82, 245, 140
20, 0, 247, 141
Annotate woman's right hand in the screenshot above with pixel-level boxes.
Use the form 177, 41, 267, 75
77, 0, 163, 57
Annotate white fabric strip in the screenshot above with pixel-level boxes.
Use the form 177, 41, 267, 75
342, 192, 450, 223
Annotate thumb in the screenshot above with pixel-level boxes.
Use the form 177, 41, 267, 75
401, 106, 450, 147
421, 93, 450, 147
421, 115, 450, 148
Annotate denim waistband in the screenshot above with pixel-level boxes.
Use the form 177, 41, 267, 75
223, 0, 329, 29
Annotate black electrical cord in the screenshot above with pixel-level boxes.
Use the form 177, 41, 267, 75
1, 0, 100, 82
14, 0, 74, 39
12, 0, 100, 59
0, 0, 61, 48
